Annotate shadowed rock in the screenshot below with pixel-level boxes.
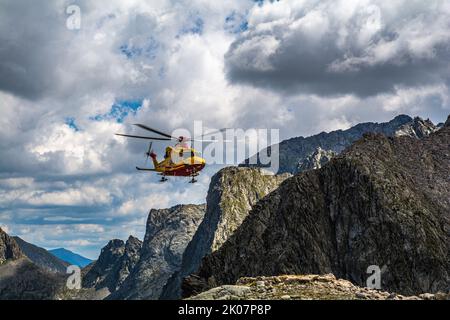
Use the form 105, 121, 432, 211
184, 120, 450, 296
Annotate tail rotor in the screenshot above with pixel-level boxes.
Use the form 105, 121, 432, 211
144, 142, 153, 167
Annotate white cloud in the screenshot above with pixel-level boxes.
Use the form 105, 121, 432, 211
0, 0, 448, 258
226, 0, 450, 97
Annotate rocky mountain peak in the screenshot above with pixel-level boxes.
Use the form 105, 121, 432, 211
185, 125, 450, 297
394, 116, 439, 138
160, 167, 291, 299
109, 204, 206, 300
0, 227, 23, 264
13, 236, 68, 273
82, 236, 142, 293
445, 115, 450, 127
124, 236, 141, 253
240, 114, 423, 174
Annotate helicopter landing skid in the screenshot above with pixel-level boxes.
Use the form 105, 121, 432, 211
160, 176, 168, 183
189, 173, 199, 184
189, 177, 198, 184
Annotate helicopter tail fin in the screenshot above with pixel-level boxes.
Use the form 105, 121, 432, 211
149, 152, 159, 169
145, 142, 159, 169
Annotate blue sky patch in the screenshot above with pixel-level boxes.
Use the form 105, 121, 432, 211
90, 100, 143, 123
120, 37, 159, 59
178, 14, 204, 37
65, 117, 80, 131
225, 11, 249, 34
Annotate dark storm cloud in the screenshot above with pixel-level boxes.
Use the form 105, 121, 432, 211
225, 0, 450, 97
0, 0, 68, 99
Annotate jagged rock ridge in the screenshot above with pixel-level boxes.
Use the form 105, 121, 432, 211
185, 123, 450, 296
394, 117, 439, 139
0, 228, 65, 300
161, 168, 291, 299
241, 115, 439, 174
13, 236, 69, 274
83, 236, 142, 293
109, 204, 206, 300
297, 147, 336, 172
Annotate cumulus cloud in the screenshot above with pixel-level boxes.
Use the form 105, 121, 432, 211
226, 0, 450, 97
0, 0, 449, 258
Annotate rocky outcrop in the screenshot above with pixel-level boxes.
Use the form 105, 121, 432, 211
187, 274, 449, 300
241, 115, 438, 174
394, 117, 439, 139
0, 258, 64, 300
445, 115, 450, 127
83, 236, 142, 293
109, 204, 206, 300
0, 227, 23, 264
13, 237, 69, 274
297, 147, 336, 172
185, 123, 450, 296
161, 168, 290, 299
0, 228, 66, 299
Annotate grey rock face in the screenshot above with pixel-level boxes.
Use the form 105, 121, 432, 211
13, 236, 69, 274
394, 117, 439, 138
109, 204, 205, 300
188, 274, 449, 300
0, 227, 23, 264
83, 236, 142, 292
241, 115, 438, 174
0, 258, 64, 300
185, 124, 450, 297
445, 115, 450, 127
297, 147, 336, 172
161, 167, 290, 299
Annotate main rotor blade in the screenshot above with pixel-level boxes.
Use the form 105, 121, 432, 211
133, 124, 176, 139
115, 133, 172, 141
194, 128, 229, 140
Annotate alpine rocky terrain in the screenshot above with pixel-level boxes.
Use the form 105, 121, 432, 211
188, 274, 449, 300
183, 116, 450, 297
0, 227, 23, 264
13, 236, 69, 274
106, 204, 206, 300
160, 168, 291, 299
1, 115, 448, 300
241, 115, 440, 174
0, 228, 65, 300
83, 236, 142, 293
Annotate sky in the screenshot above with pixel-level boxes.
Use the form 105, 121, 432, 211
0, 0, 449, 259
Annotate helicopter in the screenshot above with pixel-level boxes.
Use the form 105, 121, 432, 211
115, 124, 219, 183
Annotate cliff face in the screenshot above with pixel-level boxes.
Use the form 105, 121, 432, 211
241, 115, 439, 174
161, 168, 291, 299
109, 204, 206, 300
83, 236, 142, 293
0, 227, 23, 264
185, 125, 450, 297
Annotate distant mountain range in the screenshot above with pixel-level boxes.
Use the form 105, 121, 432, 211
240, 115, 440, 174
49, 248, 92, 268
